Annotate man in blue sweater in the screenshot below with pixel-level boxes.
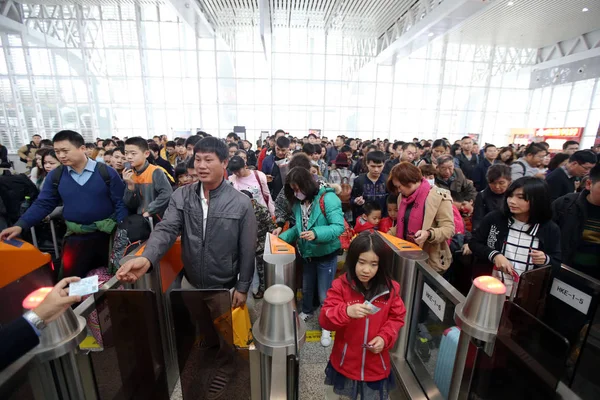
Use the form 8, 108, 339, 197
0, 130, 127, 278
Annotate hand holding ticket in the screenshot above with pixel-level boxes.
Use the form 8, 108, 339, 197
68, 275, 99, 297
364, 300, 381, 314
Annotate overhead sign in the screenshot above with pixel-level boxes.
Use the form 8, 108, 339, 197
509, 127, 584, 151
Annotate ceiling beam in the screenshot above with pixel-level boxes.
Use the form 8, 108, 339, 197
375, 0, 492, 64
166, 0, 215, 37
258, 0, 271, 60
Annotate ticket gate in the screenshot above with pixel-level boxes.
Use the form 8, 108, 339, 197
377, 231, 588, 400
263, 233, 297, 293
249, 233, 304, 399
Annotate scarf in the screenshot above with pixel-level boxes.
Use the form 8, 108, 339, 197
397, 179, 431, 242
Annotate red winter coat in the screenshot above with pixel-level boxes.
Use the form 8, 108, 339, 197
319, 275, 406, 382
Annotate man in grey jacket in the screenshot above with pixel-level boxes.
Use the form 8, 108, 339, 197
117, 136, 257, 397
118, 136, 257, 302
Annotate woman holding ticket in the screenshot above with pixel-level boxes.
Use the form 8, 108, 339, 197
468, 177, 561, 294
319, 232, 406, 400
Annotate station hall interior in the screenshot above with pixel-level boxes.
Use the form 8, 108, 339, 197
1, 1, 600, 400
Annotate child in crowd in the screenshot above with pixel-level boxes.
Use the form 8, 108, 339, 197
451, 190, 474, 233
240, 190, 277, 299
354, 202, 382, 234
379, 194, 398, 234
320, 231, 406, 400
174, 162, 191, 187
350, 150, 389, 222
123, 137, 173, 219
419, 164, 437, 186
174, 138, 187, 165
186, 157, 199, 184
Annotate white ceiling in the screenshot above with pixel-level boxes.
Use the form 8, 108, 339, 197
447, 0, 600, 49
197, 0, 416, 37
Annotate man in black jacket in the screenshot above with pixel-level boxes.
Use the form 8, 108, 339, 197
454, 136, 479, 181
552, 164, 600, 279
546, 150, 596, 201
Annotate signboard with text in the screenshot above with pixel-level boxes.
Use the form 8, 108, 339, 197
509, 127, 584, 151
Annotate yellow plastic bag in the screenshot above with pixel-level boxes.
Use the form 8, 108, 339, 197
232, 304, 253, 348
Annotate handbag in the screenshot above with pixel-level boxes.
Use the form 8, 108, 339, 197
319, 194, 354, 251
231, 304, 253, 348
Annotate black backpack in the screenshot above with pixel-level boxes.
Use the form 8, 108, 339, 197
51, 163, 111, 197
0, 174, 40, 225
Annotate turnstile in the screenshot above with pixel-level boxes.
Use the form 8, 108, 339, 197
263, 233, 297, 294
378, 231, 588, 400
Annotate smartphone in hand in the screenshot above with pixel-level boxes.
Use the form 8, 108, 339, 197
124, 162, 132, 170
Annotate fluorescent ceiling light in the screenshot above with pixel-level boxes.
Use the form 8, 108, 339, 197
582, 7, 589, 12
507, 1, 514, 6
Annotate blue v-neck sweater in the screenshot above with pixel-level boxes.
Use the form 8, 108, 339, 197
16, 166, 127, 230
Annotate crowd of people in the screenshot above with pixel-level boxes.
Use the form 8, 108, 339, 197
1, 129, 600, 400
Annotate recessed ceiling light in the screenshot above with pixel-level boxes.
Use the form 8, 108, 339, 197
507, 1, 514, 6
582, 7, 589, 12
428, 32, 434, 37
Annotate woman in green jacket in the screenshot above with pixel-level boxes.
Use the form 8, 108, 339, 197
279, 167, 345, 347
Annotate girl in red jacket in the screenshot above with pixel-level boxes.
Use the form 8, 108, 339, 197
320, 231, 406, 399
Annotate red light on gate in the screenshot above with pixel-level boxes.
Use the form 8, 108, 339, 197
473, 276, 506, 295
22, 287, 52, 310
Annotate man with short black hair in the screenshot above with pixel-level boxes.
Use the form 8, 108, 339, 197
552, 164, 600, 279
226, 132, 239, 144
1, 130, 127, 278
117, 137, 257, 396
261, 136, 290, 198
454, 136, 479, 181
351, 150, 389, 221
326, 135, 345, 165
382, 141, 404, 175
562, 140, 579, 155
184, 135, 202, 159
18, 134, 42, 171
103, 139, 117, 151
148, 141, 175, 179
546, 150, 597, 201
257, 129, 285, 170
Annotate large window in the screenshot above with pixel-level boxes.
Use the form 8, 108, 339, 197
1, 3, 598, 151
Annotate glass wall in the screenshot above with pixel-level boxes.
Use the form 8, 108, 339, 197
0, 3, 598, 151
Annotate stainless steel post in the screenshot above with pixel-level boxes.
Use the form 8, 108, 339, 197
449, 276, 507, 400
263, 234, 297, 294
251, 285, 305, 400
446, 331, 471, 400
49, 219, 60, 257
25, 301, 88, 400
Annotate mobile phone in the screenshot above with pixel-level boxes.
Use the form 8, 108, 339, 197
124, 162, 132, 170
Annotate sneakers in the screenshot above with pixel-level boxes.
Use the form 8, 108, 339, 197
321, 329, 332, 347
298, 312, 312, 322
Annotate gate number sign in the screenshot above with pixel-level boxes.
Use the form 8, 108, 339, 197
550, 278, 592, 315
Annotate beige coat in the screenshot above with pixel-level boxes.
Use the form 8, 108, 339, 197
392, 186, 455, 273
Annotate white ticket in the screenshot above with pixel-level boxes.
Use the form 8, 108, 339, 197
69, 275, 99, 297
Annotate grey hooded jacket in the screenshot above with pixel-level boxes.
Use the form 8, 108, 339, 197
142, 180, 257, 293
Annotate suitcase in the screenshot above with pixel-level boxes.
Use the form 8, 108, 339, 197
434, 326, 461, 399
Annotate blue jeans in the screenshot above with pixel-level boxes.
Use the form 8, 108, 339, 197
302, 253, 338, 315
